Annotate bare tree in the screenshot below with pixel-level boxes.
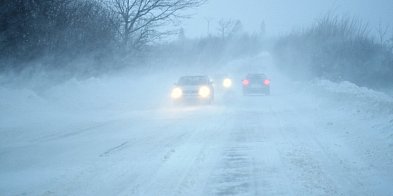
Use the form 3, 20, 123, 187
178, 27, 185, 41
260, 20, 266, 37
377, 22, 389, 45
218, 19, 242, 39
104, 0, 204, 51
388, 33, 393, 53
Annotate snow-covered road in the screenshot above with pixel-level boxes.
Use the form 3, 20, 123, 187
1, 78, 393, 195
1, 54, 393, 195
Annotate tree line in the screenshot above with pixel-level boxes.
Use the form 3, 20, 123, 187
0, 0, 204, 72
273, 15, 393, 89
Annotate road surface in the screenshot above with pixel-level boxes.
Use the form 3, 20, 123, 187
1, 75, 393, 196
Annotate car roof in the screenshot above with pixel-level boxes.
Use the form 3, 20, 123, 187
180, 75, 209, 79
178, 75, 210, 85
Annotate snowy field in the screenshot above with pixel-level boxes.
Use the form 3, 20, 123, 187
1, 55, 393, 195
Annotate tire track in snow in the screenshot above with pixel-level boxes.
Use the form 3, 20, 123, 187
130, 108, 233, 196
207, 107, 265, 196
31, 119, 120, 143
99, 141, 129, 157
211, 145, 255, 196
44, 111, 197, 196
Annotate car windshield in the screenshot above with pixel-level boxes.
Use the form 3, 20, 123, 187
178, 76, 209, 85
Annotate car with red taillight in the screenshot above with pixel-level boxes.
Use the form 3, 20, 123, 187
242, 74, 270, 95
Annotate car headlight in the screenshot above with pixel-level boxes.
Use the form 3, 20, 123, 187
198, 86, 211, 98
222, 78, 232, 88
171, 87, 182, 99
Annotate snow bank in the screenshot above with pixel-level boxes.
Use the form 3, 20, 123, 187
310, 79, 393, 115
315, 80, 393, 103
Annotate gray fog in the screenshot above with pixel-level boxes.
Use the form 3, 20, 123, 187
184, 0, 393, 37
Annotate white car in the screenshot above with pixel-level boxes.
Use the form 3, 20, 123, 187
171, 75, 214, 104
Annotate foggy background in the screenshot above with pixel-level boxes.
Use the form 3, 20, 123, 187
184, 0, 393, 37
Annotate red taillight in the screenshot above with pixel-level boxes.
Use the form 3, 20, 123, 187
264, 79, 270, 86
242, 79, 249, 86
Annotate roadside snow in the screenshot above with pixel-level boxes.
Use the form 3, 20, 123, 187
309, 79, 393, 115
314, 79, 393, 104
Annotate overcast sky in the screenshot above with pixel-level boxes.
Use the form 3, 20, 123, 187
181, 0, 393, 38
